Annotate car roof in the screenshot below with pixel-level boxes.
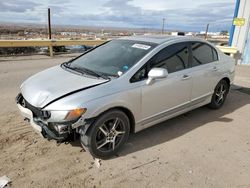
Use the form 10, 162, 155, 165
119, 35, 206, 45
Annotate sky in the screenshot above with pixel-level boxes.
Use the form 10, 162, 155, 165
0, 0, 236, 32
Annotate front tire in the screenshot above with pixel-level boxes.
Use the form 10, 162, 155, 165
208, 79, 229, 109
80, 110, 130, 159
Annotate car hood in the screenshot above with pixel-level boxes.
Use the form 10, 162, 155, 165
21, 65, 108, 108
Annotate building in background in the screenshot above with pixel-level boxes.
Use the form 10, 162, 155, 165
230, 0, 250, 65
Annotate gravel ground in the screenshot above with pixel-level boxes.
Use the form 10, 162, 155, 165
0, 55, 250, 188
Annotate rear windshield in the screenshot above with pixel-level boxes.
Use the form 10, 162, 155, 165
71, 40, 157, 77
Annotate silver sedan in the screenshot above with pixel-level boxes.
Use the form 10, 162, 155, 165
16, 36, 235, 158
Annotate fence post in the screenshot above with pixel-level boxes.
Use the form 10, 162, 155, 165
49, 45, 53, 57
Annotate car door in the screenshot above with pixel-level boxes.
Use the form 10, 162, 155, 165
133, 42, 193, 126
189, 42, 220, 102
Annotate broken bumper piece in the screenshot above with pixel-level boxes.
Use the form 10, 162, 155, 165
16, 93, 70, 141
17, 103, 69, 141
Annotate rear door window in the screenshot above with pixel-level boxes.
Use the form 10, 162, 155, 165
191, 42, 217, 67
212, 48, 218, 61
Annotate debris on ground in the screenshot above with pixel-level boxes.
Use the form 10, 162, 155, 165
131, 159, 158, 170
94, 158, 101, 168
0, 175, 11, 188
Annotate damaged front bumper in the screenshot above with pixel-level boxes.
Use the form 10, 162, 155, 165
16, 93, 92, 141
17, 103, 69, 141
16, 93, 84, 141
17, 103, 42, 133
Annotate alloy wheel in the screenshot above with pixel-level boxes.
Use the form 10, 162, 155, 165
215, 83, 227, 105
95, 117, 126, 152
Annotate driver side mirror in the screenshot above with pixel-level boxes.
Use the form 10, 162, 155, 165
146, 68, 168, 85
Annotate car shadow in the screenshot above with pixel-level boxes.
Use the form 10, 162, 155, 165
117, 87, 250, 158
232, 85, 250, 95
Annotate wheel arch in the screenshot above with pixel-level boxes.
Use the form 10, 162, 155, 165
221, 77, 231, 88
114, 106, 135, 133
85, 106, 136, 134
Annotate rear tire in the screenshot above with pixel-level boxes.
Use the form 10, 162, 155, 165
80, 109, 130, 159
208, 79, 229, 109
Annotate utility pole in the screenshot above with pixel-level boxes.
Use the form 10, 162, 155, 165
161, 18, 165, 35
205, 23, 209, 40
48, 8, 52, 39
47, 8, 53, 56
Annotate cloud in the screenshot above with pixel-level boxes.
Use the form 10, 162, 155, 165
52, 0, 234, 31
0, 0, 41, 12
0, 0, 235, 31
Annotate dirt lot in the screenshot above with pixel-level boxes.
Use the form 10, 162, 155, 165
0, 55, 250, 188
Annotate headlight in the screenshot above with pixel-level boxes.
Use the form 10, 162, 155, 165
47, 108, 87, 122
64, 108, 87, 121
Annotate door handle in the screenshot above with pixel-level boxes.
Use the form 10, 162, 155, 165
212, 66, 218, 71
182, 74, 191, 80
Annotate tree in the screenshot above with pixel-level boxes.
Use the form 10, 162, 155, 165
220, 30, 229, 36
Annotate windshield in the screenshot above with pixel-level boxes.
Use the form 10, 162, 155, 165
70, 40, 157, 77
